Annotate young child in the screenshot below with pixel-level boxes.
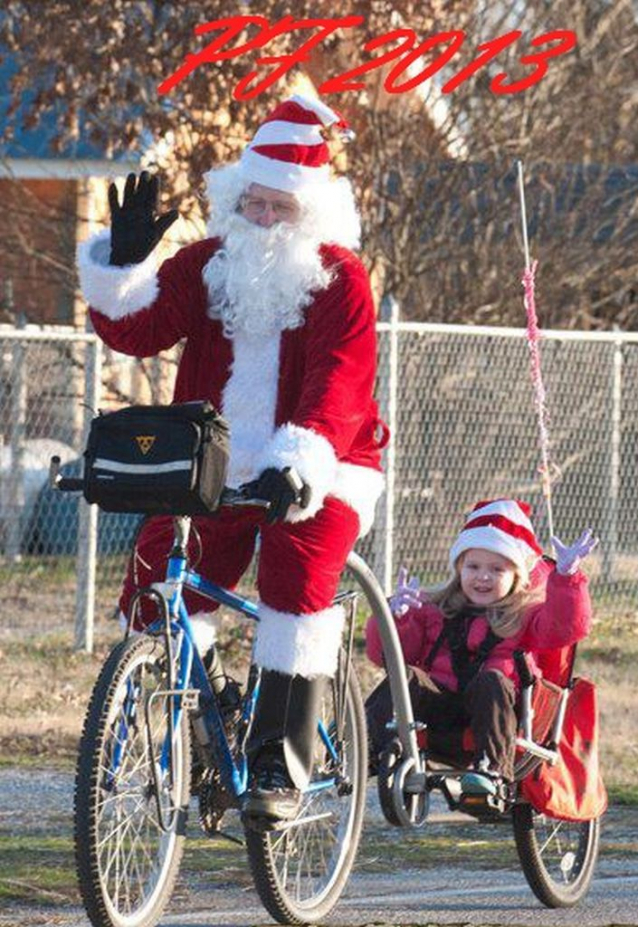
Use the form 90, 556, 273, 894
365, 498, 597, 795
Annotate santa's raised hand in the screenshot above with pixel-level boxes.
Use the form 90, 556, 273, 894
109, 171, 178, 267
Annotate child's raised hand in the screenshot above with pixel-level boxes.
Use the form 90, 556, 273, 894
551, 528, 599, 575
389, 565, 423, 617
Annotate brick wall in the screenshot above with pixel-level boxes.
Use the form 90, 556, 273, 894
0, 177, 77, 324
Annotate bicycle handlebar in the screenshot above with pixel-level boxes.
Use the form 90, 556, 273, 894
49, 456, 84, 492
224, 467, 307, 510
48, 456, 305, 512
219, 487, 270, 509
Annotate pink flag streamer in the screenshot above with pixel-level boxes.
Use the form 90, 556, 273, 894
522, 260, 554, 510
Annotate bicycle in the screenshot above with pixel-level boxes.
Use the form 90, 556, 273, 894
50, 454, 379, 927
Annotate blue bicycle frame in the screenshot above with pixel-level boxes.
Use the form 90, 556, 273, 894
125, 515, 340, 810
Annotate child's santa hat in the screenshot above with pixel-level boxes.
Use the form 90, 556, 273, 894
449, 499, 543, 582
239, 94, 353, 194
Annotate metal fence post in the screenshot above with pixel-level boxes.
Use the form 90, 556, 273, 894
602, 332, 622, 583
375, 294, 399, 595
6, 304, 27, 561
75, 336, 102, 652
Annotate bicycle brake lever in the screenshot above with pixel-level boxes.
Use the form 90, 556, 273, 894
282, 467, 310, 508
231, 497, 270, 508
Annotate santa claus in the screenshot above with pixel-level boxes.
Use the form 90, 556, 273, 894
77, 94, 387, 821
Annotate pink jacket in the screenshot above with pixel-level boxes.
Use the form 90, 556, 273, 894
365, 560, 592, 692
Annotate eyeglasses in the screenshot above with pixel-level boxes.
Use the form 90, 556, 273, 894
239, 195, 300, 222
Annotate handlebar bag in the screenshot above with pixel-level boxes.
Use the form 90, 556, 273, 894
83, 401, 229, 514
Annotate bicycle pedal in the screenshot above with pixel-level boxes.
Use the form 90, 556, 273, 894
198, 767, 234, 835
459, 792, 508, 820
241, 811, 280, 833
460, 794, 488, 810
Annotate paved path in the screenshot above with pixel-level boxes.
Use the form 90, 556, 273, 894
1, 769, 636, 927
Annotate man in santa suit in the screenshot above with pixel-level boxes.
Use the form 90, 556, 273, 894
77, 94, 387, 822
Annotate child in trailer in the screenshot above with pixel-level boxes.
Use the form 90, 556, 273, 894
365, 498, 598, 796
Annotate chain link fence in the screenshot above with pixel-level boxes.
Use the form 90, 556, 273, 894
0, 327, 177, 643
371, 310, 638, 616
2, 320, 637, 645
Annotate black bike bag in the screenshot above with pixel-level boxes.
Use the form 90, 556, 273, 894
83, 401, 230, 515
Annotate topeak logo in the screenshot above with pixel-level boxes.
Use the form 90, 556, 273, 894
135, 435, 156, 455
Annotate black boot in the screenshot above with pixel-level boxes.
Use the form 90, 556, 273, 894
284, 672, 327, 790
243, 669, 326, 822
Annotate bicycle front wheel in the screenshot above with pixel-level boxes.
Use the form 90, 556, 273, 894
245, 658, 367, 925
75, 635, 191, 927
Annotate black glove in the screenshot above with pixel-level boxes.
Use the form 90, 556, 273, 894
253, 467, 308, 525
108, 171, 179, 266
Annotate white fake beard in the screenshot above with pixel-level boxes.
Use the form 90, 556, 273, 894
203, 213, 332, 337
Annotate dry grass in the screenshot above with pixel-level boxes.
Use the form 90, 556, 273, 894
579, 608, 638, 802
0, 627, 120, 766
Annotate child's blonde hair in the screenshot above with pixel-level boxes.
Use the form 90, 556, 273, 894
424, 551, 545, 638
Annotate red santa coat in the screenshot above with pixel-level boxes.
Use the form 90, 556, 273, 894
366, 560, 592, 692
78, 232, 387, 534
77, 229, 387, 678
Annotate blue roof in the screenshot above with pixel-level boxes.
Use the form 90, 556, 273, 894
0, 47, 141, 161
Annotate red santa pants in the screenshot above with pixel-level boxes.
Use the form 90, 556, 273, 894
120, 497, 359, 630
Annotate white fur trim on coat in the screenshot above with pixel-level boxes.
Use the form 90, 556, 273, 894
255, 423, 338, 522
222, 331, 281, 487
254, 602, 345, 678
332, 462, 385, 538
77, 229, 159, 319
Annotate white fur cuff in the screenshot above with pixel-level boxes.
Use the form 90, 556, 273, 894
256, 424, 338, 522
333, 462, 385, 538
254, 602, 345, 678
77, 229, 159, 319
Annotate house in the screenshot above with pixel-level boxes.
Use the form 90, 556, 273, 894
0, 48, 145, 556
0, 48, 138, 326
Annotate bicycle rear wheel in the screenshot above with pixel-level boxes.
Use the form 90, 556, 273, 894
75, 635, 191, 927
513, 802, 600, 907
244, 657, 367, 925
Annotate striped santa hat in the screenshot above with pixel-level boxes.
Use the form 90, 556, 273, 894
449, 499, 543, 582
239, 94, 353, 194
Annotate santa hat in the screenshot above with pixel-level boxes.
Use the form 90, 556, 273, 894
239, 94, 353, 195
449, 499, 543, 582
